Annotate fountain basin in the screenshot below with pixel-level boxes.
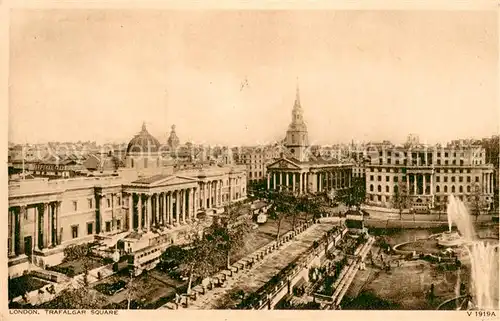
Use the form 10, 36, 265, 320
437, 232, 466, 248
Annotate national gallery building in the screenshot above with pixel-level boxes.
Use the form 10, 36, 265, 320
7, 123, 247, 277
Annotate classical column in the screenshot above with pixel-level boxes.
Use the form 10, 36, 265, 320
43, 203, 50, 248
155, 193, 160, 227
19, 205, 26, 253
267, 173, 271, 190
128, 193, 133, 231
181, 189, 186, 224
146, 195, 152, 233
218, 180, 222, 206
292, 173, 296, 193
209, 182, 213, 206
111, 194, 115, 231
194, 187, 198, 219
9, 209, 15, 257
138, 194, 143, 231
413, 174, 417, 195
279, 173, 283, 190
168, 192, 174, 226
319, 172, 323, 192
54, 201, 60, 245
175, 191, 180, 225
34, 205, 39, 250
423, 174, 426, 195
161, 192, 165, 226
430, 174, 434, 196
200, 183, 204, 207
99, 196, 105, 235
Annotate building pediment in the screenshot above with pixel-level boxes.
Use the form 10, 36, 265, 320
267, 158, 301, 170
130, 174, 198, 187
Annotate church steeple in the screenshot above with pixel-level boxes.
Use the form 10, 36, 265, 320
295, 78, 301, 107
284, 80, 309, 162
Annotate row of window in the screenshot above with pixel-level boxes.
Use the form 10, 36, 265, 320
369, 167, 478, 174
368, 194, 489, 204
377, 151, 483, 158
248, 171, 263, 179
71, 220, 122, 239
135, 247, 162, 260
73, 196, 123, 212
374, 158, 484, 166
369, 175, 482, 184
369, 184, 480, 194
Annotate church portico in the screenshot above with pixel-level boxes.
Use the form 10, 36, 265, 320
266, 158, 353, 195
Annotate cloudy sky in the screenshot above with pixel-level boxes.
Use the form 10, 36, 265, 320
8, 10, 498, 145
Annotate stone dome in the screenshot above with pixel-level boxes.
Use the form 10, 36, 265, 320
126, 122, 161, 154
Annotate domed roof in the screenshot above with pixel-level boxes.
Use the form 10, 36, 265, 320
126, 122, 161, 154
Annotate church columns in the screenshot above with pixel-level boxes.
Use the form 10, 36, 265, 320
267, 173, 271, 190
292, 173, 296, 193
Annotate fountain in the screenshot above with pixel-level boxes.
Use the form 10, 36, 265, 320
439, 195, 499, 310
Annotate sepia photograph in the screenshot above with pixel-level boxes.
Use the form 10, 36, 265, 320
5, 6, 499, 313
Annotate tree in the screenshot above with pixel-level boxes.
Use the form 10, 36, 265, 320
334, 177, 366, 210
296, 193, 325, 223
210, 202, 252, 268
126, 270, 140, 310
40, 280, 107, 309
158, 245, 187, 272
265, 189, 296, 243
470, 183, 484, 221
393, 181, 410, 219
62, 243, 95, 286
178, 232, 222, 295
247, 179, 267, 199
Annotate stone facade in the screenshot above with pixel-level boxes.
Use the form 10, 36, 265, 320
7, 123, 247, 277
365, 144, 495, 211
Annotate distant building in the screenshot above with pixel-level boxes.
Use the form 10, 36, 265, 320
234, 145, 278, 183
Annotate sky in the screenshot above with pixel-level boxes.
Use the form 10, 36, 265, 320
8, 10, 499, 146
